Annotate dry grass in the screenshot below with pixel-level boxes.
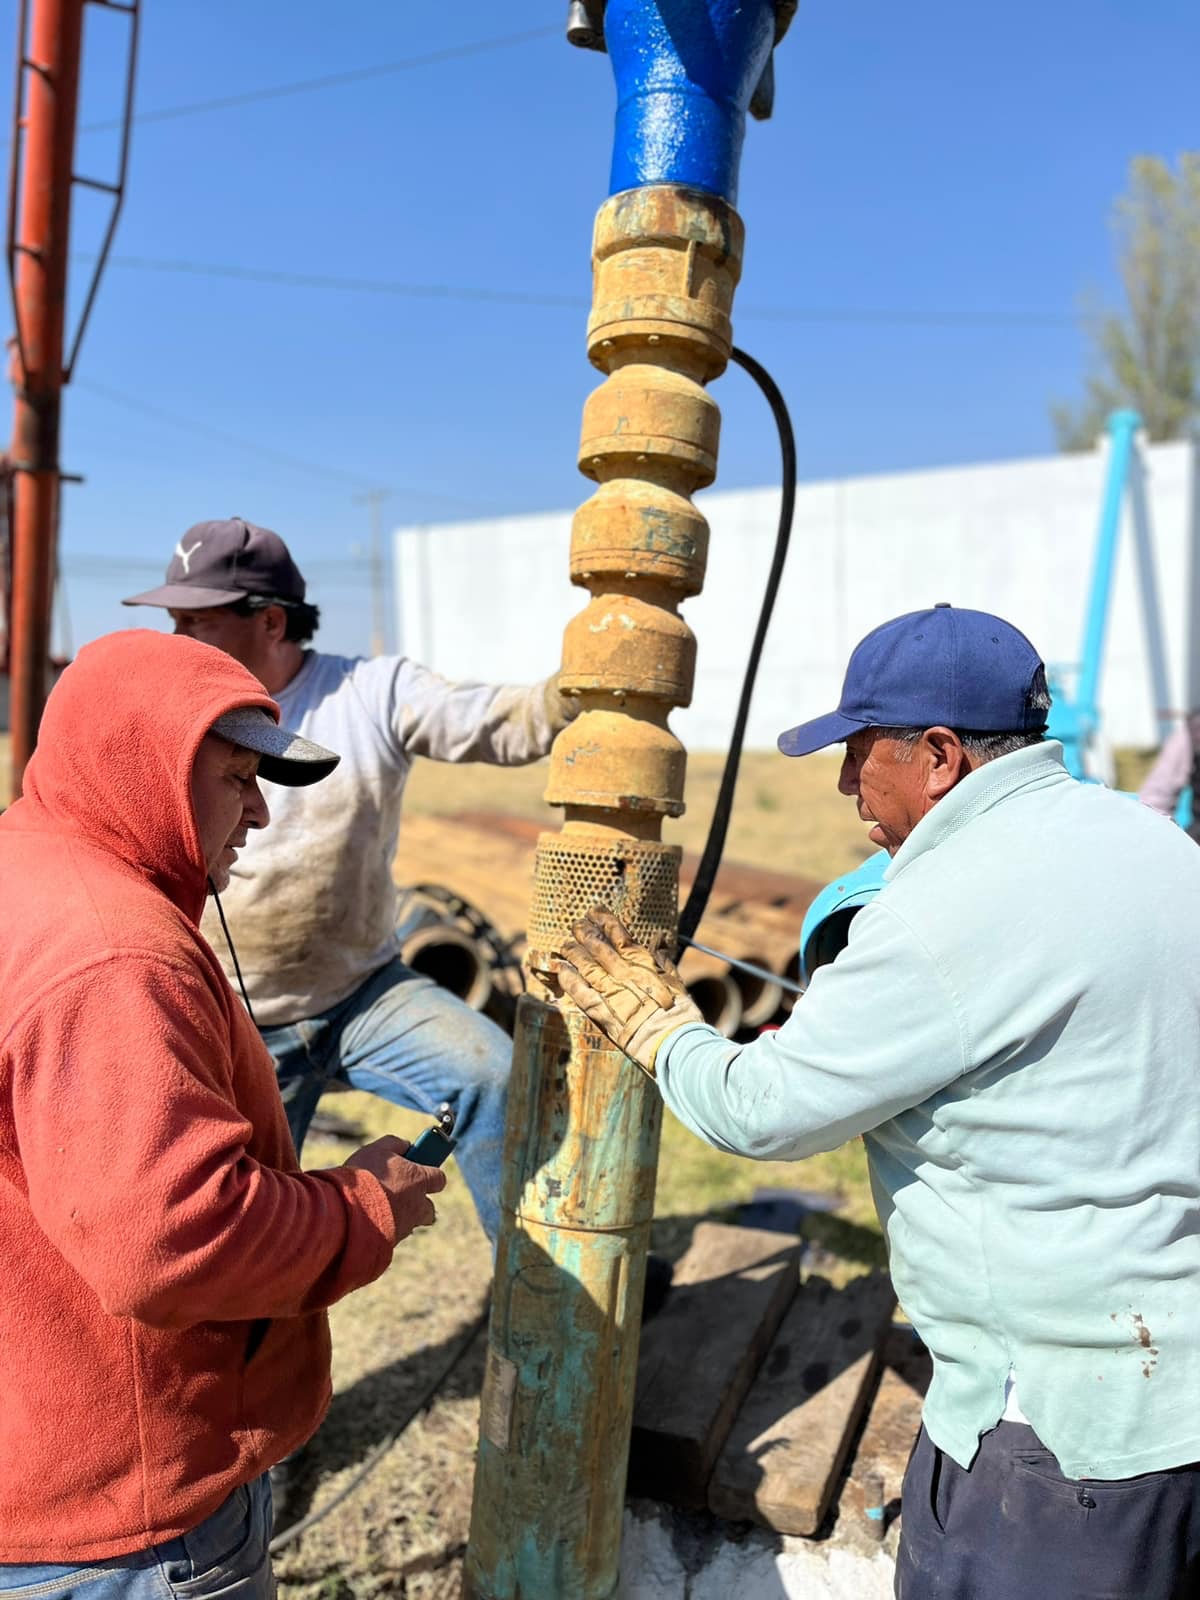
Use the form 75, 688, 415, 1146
274, 1100, 491, 1600
404, 749, 874, 885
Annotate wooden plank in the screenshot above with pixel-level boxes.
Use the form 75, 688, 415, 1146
843, 1325, 932, 1540
628, 1222, 802, 1508
708, 1270, 896, 1535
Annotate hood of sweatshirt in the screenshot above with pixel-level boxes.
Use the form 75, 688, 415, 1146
5, 630, 279, 925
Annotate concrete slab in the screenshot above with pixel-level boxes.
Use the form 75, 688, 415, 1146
619, 1499, 897, 1599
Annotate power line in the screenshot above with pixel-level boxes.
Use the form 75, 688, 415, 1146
93, 254, 587, 310
76, 25, 561, 135
742, 303, 1095, 330
87, 253, 1097, 330
73, 379, 488, 510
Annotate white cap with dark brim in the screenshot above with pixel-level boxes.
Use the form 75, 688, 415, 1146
210, 707, 339, 788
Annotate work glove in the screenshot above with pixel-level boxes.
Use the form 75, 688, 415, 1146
558, 907, 704, 1078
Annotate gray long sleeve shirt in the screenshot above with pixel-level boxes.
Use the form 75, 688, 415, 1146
202, 650, 571, 1025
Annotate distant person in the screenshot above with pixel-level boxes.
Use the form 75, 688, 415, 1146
124, 518, 576, 1247
559, 604, 1200, 1600
0, 630, 444, 1593
1138, 712, 1200, 841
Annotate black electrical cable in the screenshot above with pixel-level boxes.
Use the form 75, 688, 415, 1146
677, 347, 797, 946
209, 878, 258, 1027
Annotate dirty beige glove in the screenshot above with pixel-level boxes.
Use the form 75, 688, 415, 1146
558, 907, 703, 1078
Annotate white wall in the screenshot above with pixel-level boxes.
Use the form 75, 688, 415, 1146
394, 439, 1198, 751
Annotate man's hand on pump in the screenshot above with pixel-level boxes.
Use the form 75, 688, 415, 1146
557, 907, 704, 1077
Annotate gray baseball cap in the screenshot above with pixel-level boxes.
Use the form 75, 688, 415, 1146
124, 517, 307, 610
210, 707, 339, 788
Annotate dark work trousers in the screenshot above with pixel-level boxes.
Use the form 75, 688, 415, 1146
895, 1422, 1200, 1600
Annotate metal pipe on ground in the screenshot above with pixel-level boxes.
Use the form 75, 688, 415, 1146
729, 965, 783, 1031
689, 909, 789, 1029
679, 944, 744, 1036
399, 922, 493, 1012
686, 971, 743, 1036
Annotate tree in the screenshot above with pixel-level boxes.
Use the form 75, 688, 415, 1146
1052, 154, 1200, 450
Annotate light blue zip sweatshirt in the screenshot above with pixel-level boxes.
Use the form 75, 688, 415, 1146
658, 742, 1200, 1479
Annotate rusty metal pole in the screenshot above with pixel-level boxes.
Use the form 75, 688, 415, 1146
5, 0, 137, 793
6, 0, 85, 790
464, 5, 788, 1596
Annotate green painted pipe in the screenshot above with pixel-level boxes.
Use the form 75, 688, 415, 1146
464, 999, 662, 1598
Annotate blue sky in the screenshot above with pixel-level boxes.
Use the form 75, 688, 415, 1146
4, 0, 1197, 656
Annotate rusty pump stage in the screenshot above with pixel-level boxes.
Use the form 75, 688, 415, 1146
464, 5, 795, 1597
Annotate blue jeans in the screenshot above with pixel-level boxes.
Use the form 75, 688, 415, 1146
0, 1476, 273, 1600
261, 957, 511, 1244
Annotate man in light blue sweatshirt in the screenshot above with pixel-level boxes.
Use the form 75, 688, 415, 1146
559, 604, 1200, 1600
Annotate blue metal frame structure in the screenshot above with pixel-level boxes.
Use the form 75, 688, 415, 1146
1046, 409, 1165, 781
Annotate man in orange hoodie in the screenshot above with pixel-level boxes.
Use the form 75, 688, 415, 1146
0, 629, 446, 1596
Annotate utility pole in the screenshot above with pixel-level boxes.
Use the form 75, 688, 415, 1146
5, 0, 139, 795
353, 486, 389, 656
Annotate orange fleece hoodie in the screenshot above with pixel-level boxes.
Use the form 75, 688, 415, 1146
0, 630, 399, 1561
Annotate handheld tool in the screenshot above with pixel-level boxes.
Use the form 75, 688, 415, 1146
406, 1102, 457, 1168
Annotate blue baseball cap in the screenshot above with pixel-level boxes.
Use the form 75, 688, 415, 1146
778, 603, 1049, 757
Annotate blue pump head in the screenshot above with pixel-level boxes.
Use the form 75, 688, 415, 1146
568, 0, 795, 202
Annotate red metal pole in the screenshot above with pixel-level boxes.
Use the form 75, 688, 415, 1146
8, 0, 84, 793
